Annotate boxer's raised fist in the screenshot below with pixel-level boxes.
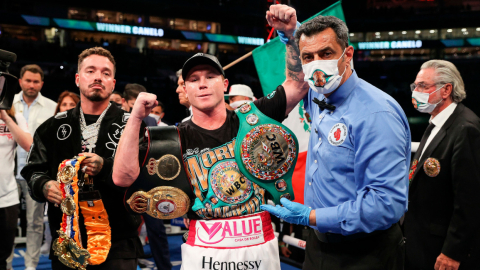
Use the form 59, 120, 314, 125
266, 5, 297, 37
131, 92, 158, 120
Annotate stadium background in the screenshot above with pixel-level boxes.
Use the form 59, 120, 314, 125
2, 0, 480, 140
2, 0, 480, 268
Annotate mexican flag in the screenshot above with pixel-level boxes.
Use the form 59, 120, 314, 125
252, 1, 346, 204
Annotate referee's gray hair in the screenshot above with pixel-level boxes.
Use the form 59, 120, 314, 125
421, 60, 466, 103
176, 69, 182, 78
294, 16, 349, 50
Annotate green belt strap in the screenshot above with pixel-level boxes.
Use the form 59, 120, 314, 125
234, 102, 299, 205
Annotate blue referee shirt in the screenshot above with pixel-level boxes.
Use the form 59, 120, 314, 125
303, 70, 411, 235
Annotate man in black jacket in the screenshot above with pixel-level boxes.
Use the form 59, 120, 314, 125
21, 47, 144, 270
405, 60, 480, 270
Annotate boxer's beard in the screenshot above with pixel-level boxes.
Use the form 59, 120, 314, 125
80, 83, 108, 102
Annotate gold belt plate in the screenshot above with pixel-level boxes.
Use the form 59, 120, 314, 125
61, 195, 76, 216
53, 231, 90, 270
57, 164, 75, 184
146, 154, 182, 181
127, 186, 190, 219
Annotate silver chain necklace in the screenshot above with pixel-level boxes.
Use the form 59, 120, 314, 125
79, 103, 111, 152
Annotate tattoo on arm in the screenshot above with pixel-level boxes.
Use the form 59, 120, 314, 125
288, 71, 300, 82
43, 183, 50, 197
285, 38, 303, 81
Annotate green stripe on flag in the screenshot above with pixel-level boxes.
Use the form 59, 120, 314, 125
252, 1, 346, 96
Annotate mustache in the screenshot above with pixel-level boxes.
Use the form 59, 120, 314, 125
88, 83, 105, 90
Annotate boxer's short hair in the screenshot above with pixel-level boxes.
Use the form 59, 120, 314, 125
78, 47, 116, 75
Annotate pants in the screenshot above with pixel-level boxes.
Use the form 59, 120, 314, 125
0, 204, 19, 270
303, 223, 405, 270
16, 179, 45, 268
52, 258, 138, 270
143, 214, 172, 270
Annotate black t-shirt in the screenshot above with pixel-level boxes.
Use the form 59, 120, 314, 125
178, 85, 287, 219
84, 114, 100, 125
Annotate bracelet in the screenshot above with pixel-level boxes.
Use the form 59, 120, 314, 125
277, 21, 302, 44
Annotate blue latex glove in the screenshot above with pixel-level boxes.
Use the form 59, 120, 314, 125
277, 21, 302, 44
260, 197, 312, 226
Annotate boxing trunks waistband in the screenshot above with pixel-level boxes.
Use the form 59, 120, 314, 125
186, 211, 275, 249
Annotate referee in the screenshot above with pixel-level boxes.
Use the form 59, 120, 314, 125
261, 5, 410, 270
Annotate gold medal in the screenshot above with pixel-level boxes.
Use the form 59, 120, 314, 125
424, 158, 441, 177
127, 186, 190, 219
57, 164, 75, 184
61, 195, 76, 216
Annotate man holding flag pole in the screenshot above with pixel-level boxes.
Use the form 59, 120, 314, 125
260, 4, 411, 270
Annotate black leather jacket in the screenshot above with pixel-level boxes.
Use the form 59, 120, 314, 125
21, 102, 144, 260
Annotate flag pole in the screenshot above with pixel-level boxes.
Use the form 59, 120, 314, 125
224, 0, 280, 71
223, 51, 253, 70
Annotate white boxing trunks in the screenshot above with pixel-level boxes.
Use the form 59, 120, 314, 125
180, 211, 280, 270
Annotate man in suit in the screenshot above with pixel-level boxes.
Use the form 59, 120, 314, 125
405, 60, 480, 270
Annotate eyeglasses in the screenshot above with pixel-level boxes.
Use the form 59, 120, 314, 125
410, 82, 442, 93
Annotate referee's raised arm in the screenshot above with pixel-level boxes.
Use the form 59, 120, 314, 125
267, 4, 309, 116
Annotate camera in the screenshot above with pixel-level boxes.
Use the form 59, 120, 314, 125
0, 49, 18, 110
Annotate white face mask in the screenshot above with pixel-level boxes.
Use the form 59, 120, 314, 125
149, 114, 161, 123
302, 49, 347, 94
411, 84, 445, 113
229, 100, 252, 109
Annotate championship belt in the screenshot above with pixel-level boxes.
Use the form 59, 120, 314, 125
125, 126, 193, 219
234, 103, 299, 204
191, 158, 261, 214
52, 157, 111, 269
